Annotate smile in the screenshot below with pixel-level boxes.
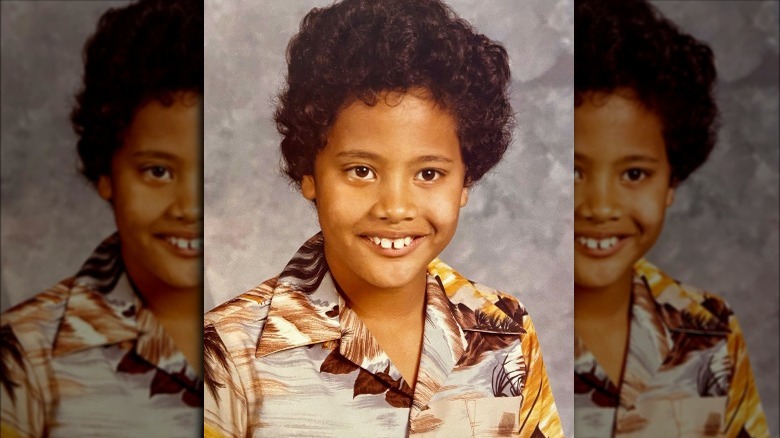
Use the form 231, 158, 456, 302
577, 236, 619, 250
368, 236, 414, 249
164, 236, 203, 251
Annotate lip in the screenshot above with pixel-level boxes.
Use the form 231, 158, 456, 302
156, 233, 203, 258
574, 232, 630, 258
359, 233, 427, 258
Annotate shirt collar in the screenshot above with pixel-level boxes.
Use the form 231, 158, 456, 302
52, 233, 189, 374
52, 234, 137, 356
634, 259, 731, 336
256, 233, 524, 360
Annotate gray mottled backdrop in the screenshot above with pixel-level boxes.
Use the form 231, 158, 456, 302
4, 1, 777, 436
646, 1, 779, 435
203, 0, 574, 436
1, 2, 129, 310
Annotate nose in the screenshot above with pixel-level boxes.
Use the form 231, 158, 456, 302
169, 170, 202, 222
371, 175, 416, 222
576, 178, 622, 222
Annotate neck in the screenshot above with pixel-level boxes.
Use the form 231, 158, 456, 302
338, 277, 427, 324
326, 265, 426, 325
123, 254, 202, 374
574, 271, 633, 327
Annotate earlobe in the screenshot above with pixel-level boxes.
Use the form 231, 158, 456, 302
460, 187, 469, 207
97, 175, 113, 201
301, 175, 316, 201
665, 187, 675, 207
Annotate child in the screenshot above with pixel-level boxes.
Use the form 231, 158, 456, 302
0, 1, 202, 436
573, 0, 769, 436
203, 0, 562, 436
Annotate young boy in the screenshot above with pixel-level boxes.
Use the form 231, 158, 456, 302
1, 1, 202, 436
573, 0, 769, 436
203, 0, 562, 436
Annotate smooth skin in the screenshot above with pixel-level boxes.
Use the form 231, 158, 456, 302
302, 89, 468, 384
574, 90, 675, 384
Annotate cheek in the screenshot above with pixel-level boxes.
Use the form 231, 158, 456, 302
111, 175, 172, 229
633, 190, 669, 233
315, 186, 364, 229
428, 189, 463, 229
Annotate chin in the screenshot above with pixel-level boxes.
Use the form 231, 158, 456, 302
150, 261, 201, 290
574, 258, 633, 292
361, 265, 425, 291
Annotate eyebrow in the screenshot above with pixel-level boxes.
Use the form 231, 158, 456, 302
131, 150, 180, 161
335, 150, 379, 160
335, 150, 454, 163
574, 152, 661, 164
616, 154, 661, 165
416, 155, 454, 164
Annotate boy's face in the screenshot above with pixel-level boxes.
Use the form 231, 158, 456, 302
574, 92, 675, 292
98, 92, 202, 294
302, 91, 468, 295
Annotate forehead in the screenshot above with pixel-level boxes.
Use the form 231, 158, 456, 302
574, 92, 667, 163
121, 93, 201, 157
323, 91, 461, 162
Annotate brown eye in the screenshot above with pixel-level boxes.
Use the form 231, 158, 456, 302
150, 166, 168, 178
142, 165, 173, 181
623, 168, 647, 182
355, 166, 370, 178
346, 166, 375, 180
415, 168, 442, 182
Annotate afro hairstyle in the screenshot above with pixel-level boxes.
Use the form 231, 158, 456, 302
71, 0, 203, 185
275, 0, 514, 188
575, 0, 718, 185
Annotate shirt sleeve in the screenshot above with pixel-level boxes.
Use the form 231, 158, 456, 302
723, 316, 770, 437
0, 324, 47, 438
203, 324, 249, 438
518, 314, 564, 437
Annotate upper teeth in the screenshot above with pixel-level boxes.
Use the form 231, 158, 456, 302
578, 236, 618, 250
370, 236, 413, 249
167, 237, 202, 250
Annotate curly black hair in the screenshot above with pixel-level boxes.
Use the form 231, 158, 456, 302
575, 0, 718, 185
71, 0, 203, 185
275, 0, 513, 187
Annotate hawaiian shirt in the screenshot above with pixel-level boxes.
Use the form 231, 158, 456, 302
574, 259, 769, 437
204, 233, 562, 437
0, 234, 202, 438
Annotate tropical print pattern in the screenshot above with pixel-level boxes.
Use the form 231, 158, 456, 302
574, 259, 769, 437
0, 234, 202, 438
204, 233, 562, 437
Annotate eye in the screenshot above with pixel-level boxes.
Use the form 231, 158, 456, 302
346, 166, 376, 181
415, 168, 442, 182
142, 165, 173, 182
622, 168, 648, 182
574, 167, 582, 182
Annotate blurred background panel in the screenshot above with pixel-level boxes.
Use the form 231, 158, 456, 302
646, 1, 779, 435
1, 1, 129, 311
203, 0, 573, 436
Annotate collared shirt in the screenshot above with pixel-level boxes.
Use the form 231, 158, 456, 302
204, 233, 562, 437
574, 259, 769, 438
0, 234, 202, 438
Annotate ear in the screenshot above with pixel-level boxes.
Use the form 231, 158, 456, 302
665, 187, 675, 207
97, 175, 113, 201
301, 175, 316, 201
460, 186, 469, 207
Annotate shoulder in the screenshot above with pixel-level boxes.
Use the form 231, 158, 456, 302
204, 276, 278, 355
428, 259, 530, 333
635, 259, 735, 330
1, 277, 75, 355
1, 278, 74, 413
